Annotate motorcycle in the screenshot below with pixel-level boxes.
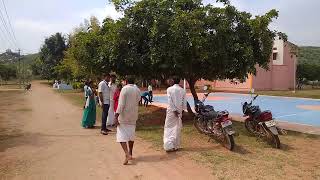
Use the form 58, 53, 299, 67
194, 91, 236, 151
242, 94, 282, 148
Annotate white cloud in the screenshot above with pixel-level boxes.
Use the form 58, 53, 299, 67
79, 4, 123, 22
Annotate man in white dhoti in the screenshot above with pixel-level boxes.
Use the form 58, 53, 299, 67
163, 77, 187, 152
107, 74, 117, 126
114, 76, 141, 165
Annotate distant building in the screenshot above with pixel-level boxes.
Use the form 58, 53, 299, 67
196, 37, 298, 91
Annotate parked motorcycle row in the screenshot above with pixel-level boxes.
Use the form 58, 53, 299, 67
193, 87, 285, 151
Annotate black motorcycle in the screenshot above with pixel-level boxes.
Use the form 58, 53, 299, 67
242, 94, 284, 148
194, 92, 236, 151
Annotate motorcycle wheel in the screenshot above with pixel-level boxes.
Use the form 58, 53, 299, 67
194, 116, 205, 134
223, 133, 235, 151
244, 120, 256, 135
263, 126, 281, 149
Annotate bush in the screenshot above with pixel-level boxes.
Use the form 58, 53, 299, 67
72, 82, 83, 90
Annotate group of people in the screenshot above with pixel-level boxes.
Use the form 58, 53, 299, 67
81, 74, 187, 165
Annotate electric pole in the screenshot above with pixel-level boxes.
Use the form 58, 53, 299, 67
18, 49, 21, 88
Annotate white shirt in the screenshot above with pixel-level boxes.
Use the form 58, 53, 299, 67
148, 85, 153, 91
116, 84, 141, 125
98, 80, 110, 104
167, 84, 187, 116
84, 85, 88, 98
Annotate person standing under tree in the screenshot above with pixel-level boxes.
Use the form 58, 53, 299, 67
81, 81, 96, 128
98, 73, 111, 135
148, 83, 153, 102
163, 77, 187, 152
114, 76, 141, 165
107, 74, 117, 127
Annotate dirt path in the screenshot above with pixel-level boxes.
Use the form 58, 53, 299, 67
0, 81, 214, 180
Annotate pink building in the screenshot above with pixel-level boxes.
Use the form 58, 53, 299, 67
197, 37, 298, 91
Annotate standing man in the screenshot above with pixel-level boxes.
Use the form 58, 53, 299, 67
107, 74, 117, 126
115, 76, 141, 165
163, 77, 187, 152
148, 83, 153, 103
98, 73, 111, 135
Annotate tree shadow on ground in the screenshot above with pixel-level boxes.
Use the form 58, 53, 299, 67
135, 152, 181, 164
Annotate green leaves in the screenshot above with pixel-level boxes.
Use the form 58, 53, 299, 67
39, 33, 66, 80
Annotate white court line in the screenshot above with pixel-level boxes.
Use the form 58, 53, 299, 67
274, 110, 313, 119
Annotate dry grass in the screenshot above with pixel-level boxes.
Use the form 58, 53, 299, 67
137, 106, 320, 180
58, 91, 320, 180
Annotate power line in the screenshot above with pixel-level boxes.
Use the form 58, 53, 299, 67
0, 1, 17, 48
1, 0, 17, 43
0, 23, 15, 48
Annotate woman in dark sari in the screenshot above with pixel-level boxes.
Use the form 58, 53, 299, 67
81, 81, 96, 128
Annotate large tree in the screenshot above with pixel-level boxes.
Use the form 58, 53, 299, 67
39, 32, 66, 80
110, 0, 278, 101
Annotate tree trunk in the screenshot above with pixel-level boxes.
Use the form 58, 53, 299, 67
188, 78, 198, 101
186, 78, 198, 116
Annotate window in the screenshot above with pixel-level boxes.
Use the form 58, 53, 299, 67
273, 53, 277, 60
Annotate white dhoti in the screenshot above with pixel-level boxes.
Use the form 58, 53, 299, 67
163, 110, 182, 151
116, 124, 136, 142
107, 100, 115, 126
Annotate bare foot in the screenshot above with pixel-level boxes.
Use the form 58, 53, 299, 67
123, 156, 129, 165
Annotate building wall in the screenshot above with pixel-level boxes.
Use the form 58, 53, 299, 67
253, 41, 296, 90
272, 38, 284, 65
252, 63, 273, 90
214, 79, 251, 90
196, 40, 297, 91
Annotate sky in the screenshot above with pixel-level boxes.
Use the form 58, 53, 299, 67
0, 0, 320, 54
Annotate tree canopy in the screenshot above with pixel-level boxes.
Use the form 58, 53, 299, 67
36, 0, 280, 101
38, 32, 66, 80
109, 0, 279, 99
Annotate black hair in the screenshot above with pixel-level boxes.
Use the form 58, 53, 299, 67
88, 80, 94, 86
102, 73, 110, 78
84, 79, 89, 86
127, 76, 135, 84
172, 76, 180, 84
117, 83, 123, 89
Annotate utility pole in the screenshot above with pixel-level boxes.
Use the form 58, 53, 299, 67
293, 57, 296, 93
18, 49, 21, 88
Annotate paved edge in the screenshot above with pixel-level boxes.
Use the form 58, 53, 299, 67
152, 102, 320, 135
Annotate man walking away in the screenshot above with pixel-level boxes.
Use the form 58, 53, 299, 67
98, 73, 111, 135
115, 76, 141, 165
163, 77, 187, 152
148, 83, 153, 102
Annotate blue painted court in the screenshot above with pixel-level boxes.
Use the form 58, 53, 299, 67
153, 93, 320, 127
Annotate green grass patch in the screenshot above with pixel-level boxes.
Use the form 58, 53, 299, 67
257, 89, 320, 99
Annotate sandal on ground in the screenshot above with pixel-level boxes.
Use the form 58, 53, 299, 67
100, 130, 108, 135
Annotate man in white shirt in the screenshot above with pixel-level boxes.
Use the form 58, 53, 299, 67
163, 77, 187, 152
115, 76, 141, 165
98, 73, 111, 135
107, 74, 117, 126
148, 84, 153, 102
